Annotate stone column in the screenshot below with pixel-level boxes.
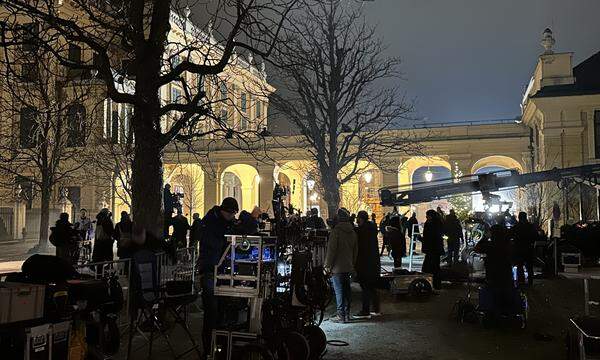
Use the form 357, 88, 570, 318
380, 164, 400, 213
203, 163, 221, 210
448, 155, 473, 179
257, 164, 276, 212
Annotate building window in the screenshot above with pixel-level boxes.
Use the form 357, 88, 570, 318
20, 23, 39, 54
197, 75, 204, 94
66, 103, 86, 147
595, 110, 600, 159
256, 101, 262, 120
220, 83, 227, 101
171, 86, 183, 104
68, 44, 82, 64
171, 54, 181, 68
103, 98, 120, 143
20, 63, 38, 82
240, 93, 247, 113
220, 109, 228, 124
240, 116, 248, 130
19, 106, 38, 148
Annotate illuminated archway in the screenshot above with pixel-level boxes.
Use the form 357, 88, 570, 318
471, 156, 523, 213
278, 160, 315, 214
339, 161, 382, 217
398, 157, 452, 219
220, 164, 259, 212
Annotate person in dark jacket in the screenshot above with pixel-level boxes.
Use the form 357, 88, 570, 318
171, 209, 190, 249
163, 184, 174, 238
189, 212, 202, 251
306, 208, 326, 229
379, 214, 391, 256
407, 212, 419, 243
200, 197, 238, 355
354, 211, 381, 318
385, 216, 406, 269
115, 211, 133, 259
92, 208, 114, 263
444, 209, 463, 266
235, 206, 261, 235
511, 212, 537, 286
422, 209, 444, 290
475, 224, 515, 316
50, 212, 79, 265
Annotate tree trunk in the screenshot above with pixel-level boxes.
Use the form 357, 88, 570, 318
131, 111, 164, 238
38, 181, 51, 251
322, 175, 341, 220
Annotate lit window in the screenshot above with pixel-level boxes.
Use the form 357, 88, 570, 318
19, 106, 38, 148
240, 93, 247, 113
171, 86, 183, 104
220, 83, 227, 101
256, 101, 262, 120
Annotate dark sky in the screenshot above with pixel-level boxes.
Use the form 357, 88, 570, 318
360, 0, 600, 123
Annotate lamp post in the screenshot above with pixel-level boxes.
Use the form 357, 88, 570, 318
424, 168, 433, 182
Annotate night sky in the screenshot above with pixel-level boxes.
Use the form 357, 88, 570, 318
361, 0, 600, 124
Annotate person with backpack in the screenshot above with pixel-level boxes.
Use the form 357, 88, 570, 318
115, 211, 133, 259
50, 212, 80, 266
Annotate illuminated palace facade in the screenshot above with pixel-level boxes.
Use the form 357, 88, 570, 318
0, 23, 599, 242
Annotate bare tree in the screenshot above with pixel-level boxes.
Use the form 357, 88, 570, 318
0, 0, 297, 235
267, 0, 422, 216
0, 23, 96, 249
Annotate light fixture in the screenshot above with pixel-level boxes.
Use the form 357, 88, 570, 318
307, 179, 315, 191
363, 171, 373, 184
424, 168, 433, 182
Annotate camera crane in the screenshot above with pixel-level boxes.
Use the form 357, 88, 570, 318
379, 163, 600, 207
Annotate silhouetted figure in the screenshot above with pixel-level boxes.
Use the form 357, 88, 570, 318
306, 208, 326, 229
355, 211, 381, 318
379, 213, 391, 256
511, 212, 537, 286
422, 210, 444, 290
200, 197, 238, 355
50, 212, 79, 266
385, 216, 406, 268
172, 209, 190, 249
236, 206, 261, 235
189, 213, 202, 251
92, 208, 114, 263
163, 184, 174, 238
115, 211, 133, 259
407, 212, 419, 242
74, 208, 93, 241
444, 209, 463, 265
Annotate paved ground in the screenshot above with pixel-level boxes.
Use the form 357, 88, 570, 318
113, 254, 588, 360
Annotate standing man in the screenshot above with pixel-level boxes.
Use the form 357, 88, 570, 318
354, 211, 381, 318
511, 212, 537, 286
74, 208, 93, 241
306, 208, 326, 229
199, 197, 238, 356
189, 213, 202, 251
407, 213, 419, 243
422, 210, 444, 290
325, 208, 358, 323
172, 209, 190, 249
444, 209, 463, 266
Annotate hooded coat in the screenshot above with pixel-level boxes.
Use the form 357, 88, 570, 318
325, 221, 358, 274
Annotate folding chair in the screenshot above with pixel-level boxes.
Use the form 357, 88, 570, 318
126, 249, 201, 359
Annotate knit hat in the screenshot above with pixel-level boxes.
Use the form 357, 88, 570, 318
337, 208, 350, 222
221, 197, 239, 213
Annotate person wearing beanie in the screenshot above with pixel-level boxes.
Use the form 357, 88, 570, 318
199, 197, 238, 354
326, 208, 358, 323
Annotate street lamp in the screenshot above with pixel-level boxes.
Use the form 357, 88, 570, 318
363, 171, 373, 184
424, 169, 433, 182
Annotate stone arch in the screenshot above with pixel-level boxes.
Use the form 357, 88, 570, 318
471, 155, 523, 175
220, 164, 259, 212
470, 156, 523, 212
398, 156, 452, 188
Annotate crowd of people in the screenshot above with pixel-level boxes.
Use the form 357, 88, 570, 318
47, 185, 541, 350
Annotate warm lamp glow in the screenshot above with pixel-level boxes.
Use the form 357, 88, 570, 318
307, 179, 316, 191
363, 171, 373, 184
424, 170, 433, 182
255, 175, 261, 184
309, 192, 318, 202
